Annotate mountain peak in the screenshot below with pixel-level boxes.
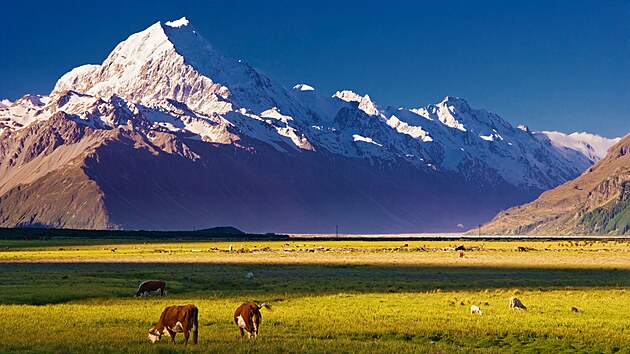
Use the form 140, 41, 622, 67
439, 96, 471, 112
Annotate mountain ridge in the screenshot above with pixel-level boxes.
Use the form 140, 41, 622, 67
0, 17, 622, 232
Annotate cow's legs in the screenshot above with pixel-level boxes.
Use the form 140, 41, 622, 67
192, 324, 198, 344
166, 329, 176, 344
239, 327, 245, 339
182, 322, 190, 345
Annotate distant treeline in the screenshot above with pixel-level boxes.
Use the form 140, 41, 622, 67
0, 227, 291, 241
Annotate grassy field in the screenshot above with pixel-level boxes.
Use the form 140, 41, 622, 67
1, 238, 630, 353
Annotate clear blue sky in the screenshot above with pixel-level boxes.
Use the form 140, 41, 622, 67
1, 0, 628, 137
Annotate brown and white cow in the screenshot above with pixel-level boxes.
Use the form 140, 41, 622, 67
136, 280, 167, 297
148, 304, 198, 345
233, 302, 271, 339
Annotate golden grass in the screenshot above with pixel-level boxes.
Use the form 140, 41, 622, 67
1, 239, 630, 353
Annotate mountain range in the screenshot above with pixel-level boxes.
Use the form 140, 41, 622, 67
0, 17, 620, 233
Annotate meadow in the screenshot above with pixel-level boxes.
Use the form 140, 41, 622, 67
1, 238, 630, 353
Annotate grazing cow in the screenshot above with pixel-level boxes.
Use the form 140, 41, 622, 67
136, 280, 167, 297
234, 302, 271, 339
470, 305, 482, 315
148, 304, 198, 345
509, 296, 527, 310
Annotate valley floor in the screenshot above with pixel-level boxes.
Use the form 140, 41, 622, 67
1, 239, 629, 353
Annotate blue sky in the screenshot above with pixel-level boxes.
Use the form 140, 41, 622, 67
1, 0, 628, 137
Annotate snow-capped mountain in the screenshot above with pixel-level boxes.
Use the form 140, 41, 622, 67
0, 18, 621, 232
535, 131, 621, 163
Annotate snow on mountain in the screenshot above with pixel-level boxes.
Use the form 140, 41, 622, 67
353, 134, 383, 147
293, 83, 315, 91
333, 90, 364, 103
535, 131, 621, 163
386, 115, 433, 142
0, 94, 50, 131
333, 90, 381, 117
1, 17, 620, 204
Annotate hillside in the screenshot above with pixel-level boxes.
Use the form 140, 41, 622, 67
478, 134, 630, 235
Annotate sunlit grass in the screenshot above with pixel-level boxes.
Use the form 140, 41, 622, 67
1, 239, 629, 352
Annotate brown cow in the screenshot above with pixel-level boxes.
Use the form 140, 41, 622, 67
233, 302, 271, 339
148, 304, 198, 345
136, 280, 167, 297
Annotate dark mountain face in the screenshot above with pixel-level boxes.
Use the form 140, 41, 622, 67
0, 109, 535, 233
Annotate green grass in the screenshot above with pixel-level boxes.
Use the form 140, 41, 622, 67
1, 239, 630, 353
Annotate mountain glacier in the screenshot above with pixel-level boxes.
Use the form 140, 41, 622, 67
0, 18, 620, 232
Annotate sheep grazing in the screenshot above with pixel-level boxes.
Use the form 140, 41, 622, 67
509, 296, 527, 310
470, 305, 482, 315
245, 272, 254, 279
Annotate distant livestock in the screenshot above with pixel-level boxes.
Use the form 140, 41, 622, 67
470, 305, 482, 315
509, 296, 527, 310
148, 304, 198, 345
234, 302, 271, 339
245, 272, 254, 279
136, 280, 167, 297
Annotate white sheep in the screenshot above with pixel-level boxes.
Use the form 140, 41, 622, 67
245, 271, 254, 279
509, 296, 527, 310
470, 305, 482, 315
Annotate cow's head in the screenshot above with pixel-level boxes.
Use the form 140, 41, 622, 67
148, 328, 162, 343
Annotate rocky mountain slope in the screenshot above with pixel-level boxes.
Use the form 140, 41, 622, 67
0, 18, 621, 232
477, 133, 630, 235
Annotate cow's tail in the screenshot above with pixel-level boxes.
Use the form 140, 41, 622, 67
259, 303, 272, 311
191, 306, 199, 344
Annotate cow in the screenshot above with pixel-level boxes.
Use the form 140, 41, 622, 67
470, 305, 482, 315
234, 302, 271, 339
148, 304, 198, 345
136, 280, 167, 297
509, 296, 527, 310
